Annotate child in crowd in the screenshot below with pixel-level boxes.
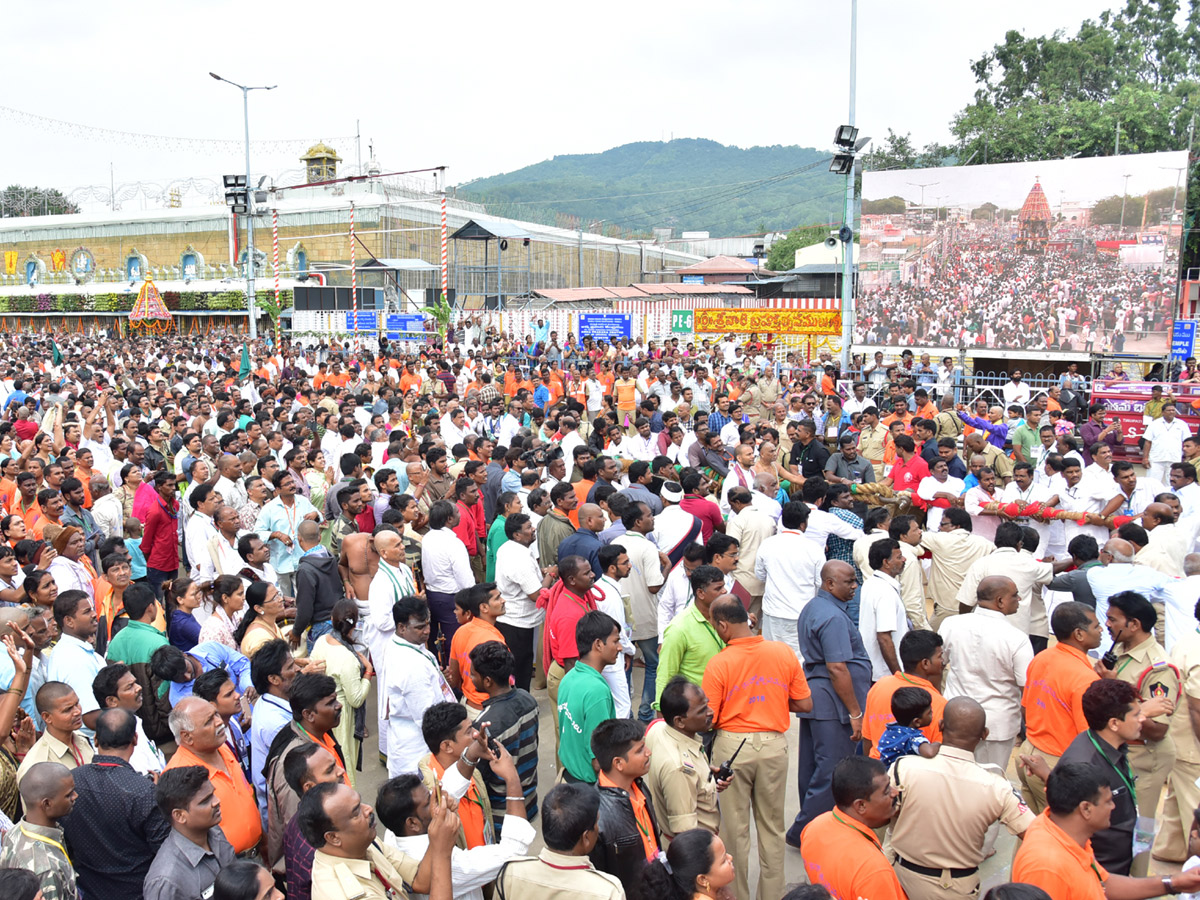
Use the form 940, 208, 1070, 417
123, 517, 147, 582
877, 686, 940, 766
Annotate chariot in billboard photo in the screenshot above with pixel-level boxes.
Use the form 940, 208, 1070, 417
857, 150, 1187, 353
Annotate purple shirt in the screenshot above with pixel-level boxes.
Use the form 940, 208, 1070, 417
956, 411, 1008, 450
283, 812, 315, 900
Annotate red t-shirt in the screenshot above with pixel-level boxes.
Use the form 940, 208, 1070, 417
889, 454, 929, 494
545, 585, 597, 667
680, 495, 724, 542
452, 500, 486, 556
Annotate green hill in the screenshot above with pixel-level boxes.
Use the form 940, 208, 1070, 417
456, 138, 844, 238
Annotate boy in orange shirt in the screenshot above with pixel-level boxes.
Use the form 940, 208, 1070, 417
447, 583, 508, 710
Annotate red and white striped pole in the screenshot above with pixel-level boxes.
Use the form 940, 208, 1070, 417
272, 208, 280, 348
440, 167, 448, 304
349, 202, 357, 350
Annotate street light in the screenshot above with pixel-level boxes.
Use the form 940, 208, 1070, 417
907, 180, 939, 286
1119, 173, 1132, 232
210, 72, 277, 340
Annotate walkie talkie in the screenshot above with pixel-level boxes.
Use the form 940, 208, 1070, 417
712, 738, 746, 782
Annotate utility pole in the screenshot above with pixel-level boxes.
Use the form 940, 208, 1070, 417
578, 226, 584, 287
1120, 173, 1132, 231
838, 0, 857, 373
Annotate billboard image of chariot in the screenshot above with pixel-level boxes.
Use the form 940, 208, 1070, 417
857, 150, 1187, 353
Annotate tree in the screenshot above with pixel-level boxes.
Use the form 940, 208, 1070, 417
766, 224, 829, 271
862, 130, 953, 171
0, 185, 78, 217
972, 202, 999, 220
422, 291, 453, 338
862, 196, 907, 215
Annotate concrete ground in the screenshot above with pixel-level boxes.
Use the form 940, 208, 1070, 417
350, 666, 1025, 895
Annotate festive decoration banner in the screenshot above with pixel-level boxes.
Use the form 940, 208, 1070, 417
694, 307, 842, 335
3, 252, 15, 275
51, 249, 66, 272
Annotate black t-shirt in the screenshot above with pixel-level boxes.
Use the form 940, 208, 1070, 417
791, 438, 831, 478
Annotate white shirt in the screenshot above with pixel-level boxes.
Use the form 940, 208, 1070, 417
657, 563, 693, 637
719, 464, 756, 515
383, 635, 456, 777
1144, 418, 1192, 462
800, 507, 865, 555
386, 815, 536, 900
626, 433, 657, 463
91, 492, 124, 540
1002, 381, 1031, 408
185, 511, 220, 582
440, 416, 470, 451
366, 561, 414, 680
214, 476, 247, 513
130, 715, 166, 776
754, 529, 824, 619
495, 540, 545, 629
497, 414, 522, 449
917, 475, 965, 532
999, 481, 1052, 553
956, 547, 1054, 636
726, 504, 777, 595
1164, 574, 1200, 652
859, 571, 908, 681
939, 607, 1034, 741
560, 432, 584, 481
652, 505, 701, 557
422, 527, 475, 593
47, 556, 93, 601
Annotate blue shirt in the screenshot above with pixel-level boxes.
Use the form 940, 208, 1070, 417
254, 495, 320, 574
878, 722, 929, 766
557, 528, 604, 577
797, 589, 871, 722
250, 693, 294, 817
533, 384, 552, 410
0, 647, 38, 723
46, 633, 107, 740
169, 641, 252, 707
501, 471, 522, 494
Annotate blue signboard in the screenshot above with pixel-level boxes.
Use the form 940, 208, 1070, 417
1171, 320, 1196, 360
681, 274, 705, 284
579, 313, 632, 342
384, 313, 427, 341
345, 311, 378, 331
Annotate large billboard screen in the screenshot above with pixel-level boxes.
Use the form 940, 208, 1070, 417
857, 150, 1187, 353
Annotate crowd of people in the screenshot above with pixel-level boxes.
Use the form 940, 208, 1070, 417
855, 225, 1176, 352
0, 328, 1197, 900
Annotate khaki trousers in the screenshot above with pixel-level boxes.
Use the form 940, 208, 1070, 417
895, 862, 979, 900
1016, 740, 1061, 815
1129, 737, 1175, 818
1152, 758, 1200, 862
714, 729, 788, 900
548, 661, 566, 767
974, 736, 1016, 857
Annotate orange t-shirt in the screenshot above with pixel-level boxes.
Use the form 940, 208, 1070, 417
1012, 810, 1108, 900
800, 810, 906, 900
598, 772, 658, 861
1047, 397, 1063, 413
882, 412, 914, 434
570, 480, 594, 528
166, 743, 263, 853
326, 373, 350, 388
614, 379, 637, 411
427, 754, 489, 849
400, 373, 422, 395
702, 635, 811, 734
861, 672, 945, 758
450, 617, 506, 707
1023, 642, 1098, 757
74, 467, 95, 508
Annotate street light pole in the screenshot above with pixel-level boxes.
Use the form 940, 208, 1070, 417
1120, 173, 1132, 232
838, 0, 857, 373
210, 72, 276, 341
907, 180, 939, 286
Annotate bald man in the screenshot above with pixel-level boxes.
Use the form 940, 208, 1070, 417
939, 576, 1033, 787
1136, 502, 1188, 578
887, 697, 1035, 898
556, 502, 605, 577
0, 761, 77, 900
365, 529, 417, 759
788, 560, 872, 846
1088, 537, 1177, 630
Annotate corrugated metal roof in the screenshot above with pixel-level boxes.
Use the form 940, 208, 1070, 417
533, 283, 751, 304
675, 255, 761, 274
450, 217, 533, 241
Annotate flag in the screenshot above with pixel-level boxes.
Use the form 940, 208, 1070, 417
237, 343, 251, 382
50, 339, 62, 366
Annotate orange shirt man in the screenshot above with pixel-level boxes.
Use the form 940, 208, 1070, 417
1012, 810, 1108, 900
861, 671, 946, 759
1023, 634, 1100, 758
449, 592, 507, 709
166, 727, 263, 853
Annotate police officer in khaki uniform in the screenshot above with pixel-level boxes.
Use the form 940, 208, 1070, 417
887, 697, 1035, 899
857, 407, 890, 480
1101, 591, 1180, 818
645, 677, 725, 842
302, 782, 456, 900
497, 783, 625, 900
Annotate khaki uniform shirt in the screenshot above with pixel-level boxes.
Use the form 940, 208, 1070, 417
1167, 631, 1200, 765
857, 423, 890, 478
498, 847, 625, 900
980, 443, 1014, 481
889, 745, 1035, 868
643, 722, 720, 838
1117, 635, 1179, 751
756, 378, 781, 419
16, 730, 94, 783
311, 842, 421, 900
919, 529, 995, 621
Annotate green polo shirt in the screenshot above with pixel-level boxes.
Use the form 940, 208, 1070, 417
654, 604, 725, 708
557, 660, 614, 782
485, 515, 507, 582
106, 619, 168, 666
1010, 423, 1039, 463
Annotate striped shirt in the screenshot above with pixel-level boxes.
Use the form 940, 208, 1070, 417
477, 687, 540, 835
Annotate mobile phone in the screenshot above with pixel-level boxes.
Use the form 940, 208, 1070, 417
471, 713, 501, 756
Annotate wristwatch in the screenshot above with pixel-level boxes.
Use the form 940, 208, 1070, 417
1163, 876, 1177, 895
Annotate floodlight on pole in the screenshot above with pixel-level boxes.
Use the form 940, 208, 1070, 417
210, 72, 277, 340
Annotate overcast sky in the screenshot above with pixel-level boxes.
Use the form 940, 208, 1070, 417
8, 0, 1135, 212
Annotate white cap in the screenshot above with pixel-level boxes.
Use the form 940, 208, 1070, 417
660, 481, 684, 503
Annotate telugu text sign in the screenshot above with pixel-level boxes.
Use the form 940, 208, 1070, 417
694, 308, 842, 335
1171, 320, 1196, 360
578, 313, 632, 342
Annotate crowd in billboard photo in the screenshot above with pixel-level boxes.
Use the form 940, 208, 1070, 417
853, 225, 1177, 352
856, 150, 1187, 353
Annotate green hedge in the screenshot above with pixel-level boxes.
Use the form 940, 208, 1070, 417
0, 289, 291, 315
